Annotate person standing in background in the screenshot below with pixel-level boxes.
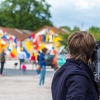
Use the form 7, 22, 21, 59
18, 49, 26, 70
0, 49, 6, 76
36, 51, 41, 76
38, 48, 48, 87
21, 62, 27, 74
30, 52, 36, 70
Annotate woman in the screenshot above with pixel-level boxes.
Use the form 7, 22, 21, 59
30, 52, 36, 70
51, 31, 99, 100
18, 49, 26, 70
0, 49, 6, 76
38, 48, 48, 87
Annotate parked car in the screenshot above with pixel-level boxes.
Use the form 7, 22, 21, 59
46, 54, 67, 70
46, 54, 55, 68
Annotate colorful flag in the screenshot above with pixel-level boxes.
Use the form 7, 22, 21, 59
2, 35, 9, 41
46, 34, 49, 42
28, 36, 32, 39
23, 47, 30, 58
42, 35, 46, 42
14, 37, 17, 48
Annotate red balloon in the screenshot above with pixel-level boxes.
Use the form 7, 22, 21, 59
33, 40, 38, 45
31, 34, 35, 39
10, 52, 16, 58
34, 45, 38, 50
9, 37, 13, 40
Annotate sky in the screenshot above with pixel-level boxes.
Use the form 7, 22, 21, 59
46, 0, 100, 29
0, 0, 100, 30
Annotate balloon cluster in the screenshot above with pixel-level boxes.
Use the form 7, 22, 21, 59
0, 29, 62, 58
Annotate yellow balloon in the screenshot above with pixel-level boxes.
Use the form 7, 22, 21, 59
3, 43, 8, 49
53, 36, 62, 43
11, 48, 17, 56
38, 43, 45, 50
26, 41, 33, 52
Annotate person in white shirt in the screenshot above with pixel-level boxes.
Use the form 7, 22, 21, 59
18, 49, 26, 70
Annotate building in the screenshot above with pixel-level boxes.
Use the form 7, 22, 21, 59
22, 25, 67, 55
0, 25, 67, 59
0, 26, 32, 59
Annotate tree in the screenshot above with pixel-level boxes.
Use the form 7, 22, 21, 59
58, 26, 80, 49
88, 26, 100, 41
0, 0, 53, 31
71, 26, 80, 32
58, 33, 70, 49
60, 26, 71, 33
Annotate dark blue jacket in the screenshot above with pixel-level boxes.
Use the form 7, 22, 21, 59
51, 58, 99, 100
38, 53, 46, 68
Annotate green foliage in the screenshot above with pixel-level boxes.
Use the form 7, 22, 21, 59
58, 26, 80, 48
88, 26, 100, 41
60, 26, 71, 33
58, 33, 70, 49
0, 0, 53, 31
58, 26, 100, 48
71, 26, 80, 32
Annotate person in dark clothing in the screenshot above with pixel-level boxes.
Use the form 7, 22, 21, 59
0, 49, 6, 76
51, 31, 99, 100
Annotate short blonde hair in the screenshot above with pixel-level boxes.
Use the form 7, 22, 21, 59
68, 31, 96, 62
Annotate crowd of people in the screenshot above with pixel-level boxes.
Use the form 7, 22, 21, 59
17, 47, 49, 87
0, 47, 49, 87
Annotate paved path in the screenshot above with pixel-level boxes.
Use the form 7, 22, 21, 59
0, 60, 54, 100
0, 75, 53, 100
4, 60, 54, 71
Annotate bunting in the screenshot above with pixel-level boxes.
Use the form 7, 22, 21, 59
0, 28, 62, 58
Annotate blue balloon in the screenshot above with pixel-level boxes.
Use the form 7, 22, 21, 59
23, 47, 30, 58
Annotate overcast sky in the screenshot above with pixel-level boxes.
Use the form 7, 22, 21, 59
46, 0, 100, 29
0, 0, 100, 29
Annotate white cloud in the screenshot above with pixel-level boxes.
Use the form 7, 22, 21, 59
46, 0, 100, 29
46, 0, 100, 12
75, 0, 94, 10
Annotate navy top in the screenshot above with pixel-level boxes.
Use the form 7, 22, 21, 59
38, 53, 46, 68
51, 58, 99, 100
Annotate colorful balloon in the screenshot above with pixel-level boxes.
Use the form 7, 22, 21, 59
10, 52, 16, 58
26, 41, 33, 52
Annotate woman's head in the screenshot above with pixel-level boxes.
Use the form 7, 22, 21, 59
67, 31, 96, 62
42, 48, 48, 54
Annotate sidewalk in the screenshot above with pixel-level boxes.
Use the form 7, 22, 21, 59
4, 60, 54, 71
0, 60, 54, 100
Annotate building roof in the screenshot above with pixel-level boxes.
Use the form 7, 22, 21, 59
21, 25, 67, 40
0, 26, 67, 41
33, 25, 66, 34
0, 26, 32, 41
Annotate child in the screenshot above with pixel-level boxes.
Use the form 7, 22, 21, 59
21, 62, 27, 74
30, 52, 36, 70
